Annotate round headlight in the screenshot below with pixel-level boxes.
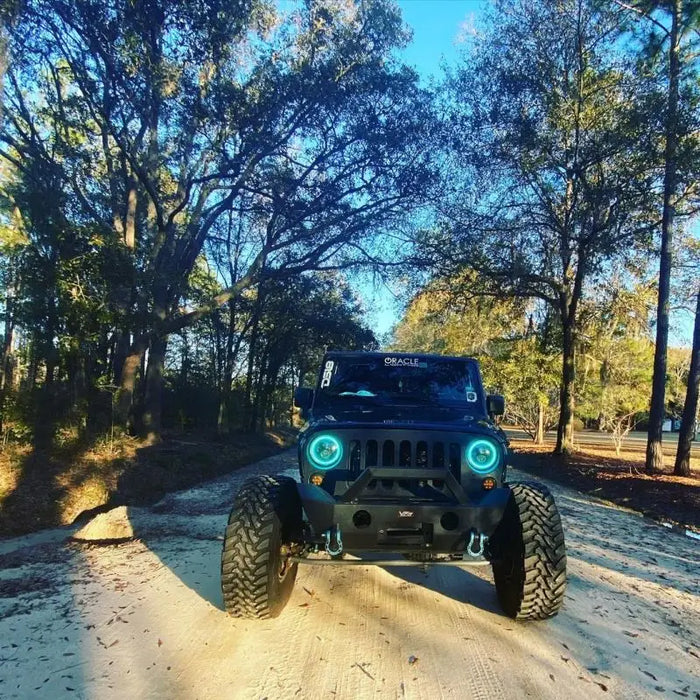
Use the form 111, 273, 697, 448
307, 434, 343, 470
465, 438, 499, 474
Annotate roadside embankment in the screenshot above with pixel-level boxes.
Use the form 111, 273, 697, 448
509, 438, 700, 535
0, 429, 297, 538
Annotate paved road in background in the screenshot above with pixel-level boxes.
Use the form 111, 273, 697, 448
504, 427, 700, 458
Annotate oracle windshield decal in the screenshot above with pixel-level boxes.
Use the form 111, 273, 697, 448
383, 356, 428, 368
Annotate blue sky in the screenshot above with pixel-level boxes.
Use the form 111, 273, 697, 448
360, 0, 695, 348
361, 1, 487, 342
398, 0, 486, 78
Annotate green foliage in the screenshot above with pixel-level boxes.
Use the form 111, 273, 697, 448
0, 0, 435, 438
487, 337, 561, 442
577, 278, 655, 417
391, 273, 561, 441
391, 272, 527, 358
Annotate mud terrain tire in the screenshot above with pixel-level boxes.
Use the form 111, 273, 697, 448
221, 475, 302, 619
490, 481, 566, 621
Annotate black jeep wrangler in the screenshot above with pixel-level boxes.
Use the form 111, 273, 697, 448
221, 351, 566, 621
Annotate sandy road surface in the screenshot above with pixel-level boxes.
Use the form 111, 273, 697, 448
0, 450, 698, 700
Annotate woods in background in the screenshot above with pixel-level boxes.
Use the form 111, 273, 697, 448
0, 0, 425, 442
409, 0, 699, 472
0, 0, 699, 476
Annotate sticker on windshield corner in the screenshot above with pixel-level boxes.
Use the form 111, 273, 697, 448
465, 391, 477, 402
383, 356, 428, 368
320, 360, 334, 388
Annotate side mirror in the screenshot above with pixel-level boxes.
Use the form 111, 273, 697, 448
487, 394, 505, 417
294, 387, 314, 409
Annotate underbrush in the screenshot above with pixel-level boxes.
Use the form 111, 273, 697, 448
510, 438, 700, 533
0, 428, 296, 537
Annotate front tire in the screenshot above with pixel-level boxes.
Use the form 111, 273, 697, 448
490, 481, 567, 621
221, 475, 302, 619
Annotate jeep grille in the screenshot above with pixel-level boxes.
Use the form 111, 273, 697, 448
347, 438, 461, 475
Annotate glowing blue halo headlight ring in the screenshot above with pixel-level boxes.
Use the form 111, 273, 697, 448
465, 438, 500, 474
307, 434, 344, 470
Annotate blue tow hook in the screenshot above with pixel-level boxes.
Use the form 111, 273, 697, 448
324, 525, 343, 556
466, 531, 487, 558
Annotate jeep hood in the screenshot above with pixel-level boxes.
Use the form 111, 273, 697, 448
306, 404, 500, 435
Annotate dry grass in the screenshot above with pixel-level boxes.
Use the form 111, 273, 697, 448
0, 445, 30, 503
509, 436, 700, 532
509, 436, 700, 476
0, 429, 296, 537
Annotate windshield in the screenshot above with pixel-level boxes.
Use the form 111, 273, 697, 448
314, 355, 483, 411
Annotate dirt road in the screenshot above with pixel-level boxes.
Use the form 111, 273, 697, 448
0, 451, 698, 699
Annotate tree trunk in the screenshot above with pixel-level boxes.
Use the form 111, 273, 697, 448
535, 401, 545, 445
0, 321, 14, 437
646, 0, 682, 474
217, 298, 238, 435
124, 178, 137, 249
142, 335, 167, 443
556, 318, 576, 454
250, 351, 268, 433
26, 349, 39, 390
116, 335, 147, 430
112, 330, 131, 388
245, 283, 266, 432
674, 286, 700, 476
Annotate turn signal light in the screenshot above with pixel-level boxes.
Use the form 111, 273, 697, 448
310, 473, 324, 486
482, 477, 496, 490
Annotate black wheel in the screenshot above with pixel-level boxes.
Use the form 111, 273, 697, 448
221, 475, 302, 619
490, 481, 567, 621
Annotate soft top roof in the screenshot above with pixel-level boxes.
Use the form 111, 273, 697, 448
323, 350, 478, 364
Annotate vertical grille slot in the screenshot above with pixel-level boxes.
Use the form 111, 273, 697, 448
433, 442, 445, 468
416, 441, 428, 467
449, 443, 461, 479
382, 440, 395, 466
365, 439, 378, 467
399, 440, 412, 467
349, 440, 361, 473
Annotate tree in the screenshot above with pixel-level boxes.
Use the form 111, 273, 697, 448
673, 236, 700, 475
674, 286, 699, 475
2, 0, 435, 440
391, 272, 563, 443
162, 270, 376, 433
613, 0, 700, 472
391, 272, 528, 359
0, 162, 25, 436
576, 276, 655, 453
434, 0, 655, 453
491, 335, 561, 445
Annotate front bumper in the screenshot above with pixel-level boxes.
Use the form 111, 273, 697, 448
298, 468, 510, 553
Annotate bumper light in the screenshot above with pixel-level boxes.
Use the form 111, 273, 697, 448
310, 473, 324, 486
482, 477, 496, 490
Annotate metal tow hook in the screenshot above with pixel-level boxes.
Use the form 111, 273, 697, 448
466, 531, 487, 558
324, 525, 343, 557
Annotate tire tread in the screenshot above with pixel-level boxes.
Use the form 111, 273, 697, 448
492, 481, 567, 621
220, 475, 299, 619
